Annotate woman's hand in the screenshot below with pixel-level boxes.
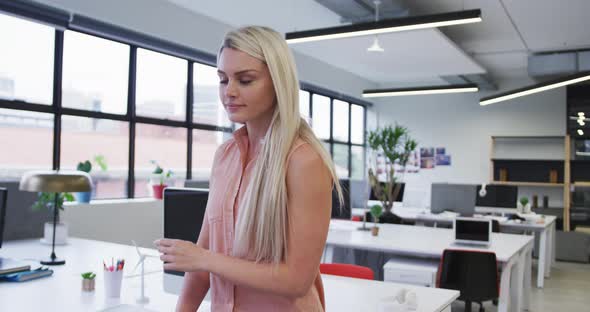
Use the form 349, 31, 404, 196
154, 238, 210, 272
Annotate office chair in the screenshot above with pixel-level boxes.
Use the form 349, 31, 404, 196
437, 249, 499, 312
319, 263, 374, 280
331, 179, 351, 220
492, 220, 500, 233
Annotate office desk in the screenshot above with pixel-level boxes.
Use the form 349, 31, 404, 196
326, 220, 533, 312
352, 206, 556, 288
0, 238, 459, 312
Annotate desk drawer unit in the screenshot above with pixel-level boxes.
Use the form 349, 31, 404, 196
384, 255, 439, 287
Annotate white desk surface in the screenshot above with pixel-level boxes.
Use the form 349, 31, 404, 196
1, 238, 459, 312
352, 206, 557, 231
329, 220, 533, 263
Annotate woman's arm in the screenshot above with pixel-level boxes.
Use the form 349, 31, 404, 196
157, 144, 332, 298
174, 209, 211, 311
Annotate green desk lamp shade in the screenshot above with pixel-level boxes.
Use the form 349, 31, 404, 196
19, 170, 93, 265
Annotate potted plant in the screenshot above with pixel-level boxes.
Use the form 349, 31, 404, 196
81, 271, 96, 291
370, 204, 383, 236
517, 197, 531, 214
150, 160, 172, 199
33, 192, 74, 245
367, 125, 418, 223
75, 155, 108, 203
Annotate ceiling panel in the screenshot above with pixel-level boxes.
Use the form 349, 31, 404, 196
502, 0, 590, 51
291, 28, 486, 84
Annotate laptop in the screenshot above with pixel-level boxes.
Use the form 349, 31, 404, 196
453, 217, 492, 247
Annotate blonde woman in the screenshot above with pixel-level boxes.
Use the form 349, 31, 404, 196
155, 26, 342, 311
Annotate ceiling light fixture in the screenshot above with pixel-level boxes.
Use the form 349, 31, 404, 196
363, 84, 479, 98
578, 129, 585, 136
285, 9, 482, 44
480, 71, 590, 106
579, 112, 585, 117
367, 0, 384, 53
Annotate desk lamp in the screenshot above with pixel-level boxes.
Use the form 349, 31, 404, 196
19, 170, 92, 265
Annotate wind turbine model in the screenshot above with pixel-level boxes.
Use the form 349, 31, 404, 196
131, 240, 158, 304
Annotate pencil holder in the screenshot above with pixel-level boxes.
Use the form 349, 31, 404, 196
104, 269, 123, 297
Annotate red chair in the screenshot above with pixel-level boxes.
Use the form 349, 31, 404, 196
319, 263, 374, 280
351, 215, 362, 222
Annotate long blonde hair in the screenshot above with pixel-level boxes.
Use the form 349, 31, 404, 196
219, 26, 342, 264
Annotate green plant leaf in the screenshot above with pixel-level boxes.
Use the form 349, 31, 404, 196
76, 160, 92, 173
94, 155, 108, 171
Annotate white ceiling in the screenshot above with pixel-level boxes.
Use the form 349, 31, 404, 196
166, 0, 486, 85
292, 29, 485, 84
165, 0, 590, 85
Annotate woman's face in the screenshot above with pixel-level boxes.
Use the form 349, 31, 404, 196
217, 48, 276, 125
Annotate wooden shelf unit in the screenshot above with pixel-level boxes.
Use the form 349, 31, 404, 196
490, 135, 572, 231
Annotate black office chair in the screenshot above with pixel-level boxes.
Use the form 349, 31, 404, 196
331, 179, 351, 220
437, 249, 499, 312
492, 219, 500, 233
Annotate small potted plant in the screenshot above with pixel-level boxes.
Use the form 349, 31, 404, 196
517, 197, 531, 214
150, 160, 172, 200
81, 271, 96, 291
75, 155, 108, 203
33, 192, 74, 245
370, 204, 383, 236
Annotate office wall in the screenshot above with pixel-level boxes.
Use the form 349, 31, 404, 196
34, 0, 377, 99
372, 77, 566, 206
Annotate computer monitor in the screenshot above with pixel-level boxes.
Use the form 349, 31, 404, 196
332, 179, 351, 220
430, 183, 476, 216
454, 217, 492, 246
476, 185, 518, 208
162, 187, 208, 294
369, 182, 405, 202
0, 187, 6, 249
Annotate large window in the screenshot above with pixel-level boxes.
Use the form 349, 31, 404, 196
0, 11, 368, 199
0, 109, 53, 179
62, 31, 129, 115
136, 48, 187, 121
61, 116, 128, 199
193, 63, 231, 127
304, 91, 368, 179
0, 14, 54, 104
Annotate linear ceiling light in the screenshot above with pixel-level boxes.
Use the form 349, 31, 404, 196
480, 71, 590, 106
363, 84, 479, 98
285, 9, 482, 44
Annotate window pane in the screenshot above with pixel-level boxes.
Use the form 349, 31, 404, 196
321, 141, 331, 157
351, 105, 365, 144
0, 108, 53, 179
312, 94, 330, 139
136, 48, 187, 121
61, 116, 128, 199
333, 99, 349, 142
134, 123, 186, 197
333, 143, 349, 178
193, 63, 231, 127
62, 31, 129, 115
0, 13, 54, 104
192, 130, 232, 180
299, 90, 310, 121
351, 146, 365, 180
